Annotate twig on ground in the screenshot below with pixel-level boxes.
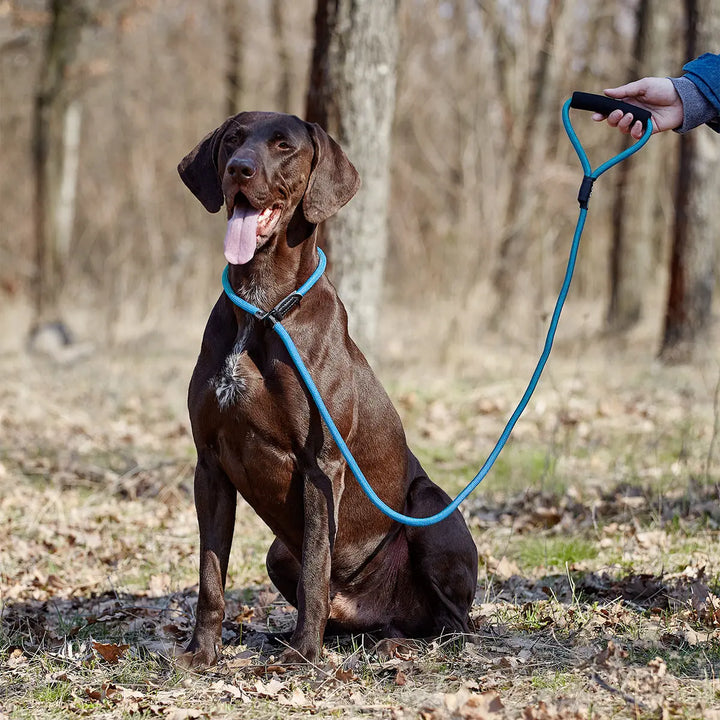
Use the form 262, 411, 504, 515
590, 672, 649, 711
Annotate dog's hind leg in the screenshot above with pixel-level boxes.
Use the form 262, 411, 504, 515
404, 457, 478, 635
266, 537, 300, 607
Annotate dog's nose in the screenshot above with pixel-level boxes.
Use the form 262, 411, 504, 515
227, 156, 256, 179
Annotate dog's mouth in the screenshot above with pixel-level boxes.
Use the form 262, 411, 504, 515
224, 194, 283, 265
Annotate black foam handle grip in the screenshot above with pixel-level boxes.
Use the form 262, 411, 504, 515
570, 91, 652, 129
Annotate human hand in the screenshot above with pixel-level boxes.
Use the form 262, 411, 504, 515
592, 77, 684, 139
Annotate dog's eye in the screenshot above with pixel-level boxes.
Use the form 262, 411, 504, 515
272, 133, 292, 150
224, 125, 247, 148
223, 133, 239, 147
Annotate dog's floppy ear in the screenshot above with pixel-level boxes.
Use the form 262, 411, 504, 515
177, 117, 235, 213
302, 122, 361, 224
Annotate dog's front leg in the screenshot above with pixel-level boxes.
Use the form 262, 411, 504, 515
283, 462, 341, 664
179, 452, 237, 669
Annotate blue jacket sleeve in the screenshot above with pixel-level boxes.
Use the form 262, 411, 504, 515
682, 53, 720, 133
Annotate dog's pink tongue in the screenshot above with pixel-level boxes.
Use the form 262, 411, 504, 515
224, 206, 260, 265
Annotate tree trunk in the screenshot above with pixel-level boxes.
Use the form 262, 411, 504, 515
492, 0, 563, 304
606, 0, 651, 333
32, 0, 86, 334
270, 0, 292, 113
225, 0, 245, 117
306, 0, 398, 358
659, 0, 718, 362
57, 100, 82, 271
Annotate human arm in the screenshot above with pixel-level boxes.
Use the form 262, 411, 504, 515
593, 53, 720, 139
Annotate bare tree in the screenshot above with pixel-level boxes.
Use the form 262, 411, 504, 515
492, 0, 564, 305
606, 0, 651, 333
225, 0, 245, 117
270, 0, 293, 113
31, 0, 88, 341
306, 0, 398, 357
0, 0, 707, 357
659, 0, 719, 362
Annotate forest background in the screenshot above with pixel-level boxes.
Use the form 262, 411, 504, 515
0, 0, 717, 363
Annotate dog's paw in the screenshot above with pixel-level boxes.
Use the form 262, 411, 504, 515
278, 645, 318, 665
175, 642, 220, 670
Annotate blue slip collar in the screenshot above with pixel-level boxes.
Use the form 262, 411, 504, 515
222, 248, 327, 327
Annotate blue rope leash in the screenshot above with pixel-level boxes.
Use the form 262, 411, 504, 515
222, 98, 653, 527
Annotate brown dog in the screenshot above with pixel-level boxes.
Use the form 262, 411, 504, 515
177, 112, 478, 667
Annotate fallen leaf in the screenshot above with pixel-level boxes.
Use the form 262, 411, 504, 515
374, 638, 401, 659
253, 664, 286, 677
7, 649, 27, 668
255, 589, 279, 611
209, 680, 243, 699
278, 687, 308, 707
335, 666, 358, 683
148, 573, 171, 595
522, 699, 587, 719
85, 683, 119, 702
592, 640, 627, 668
165, 708, 204, 720
254, 677, 286, 697
636, 530, 667, 550
493, 556, 520, 581
465, 691, 504, 715
443, 688, 504, 718
647, 657, 667, 677
233, 605, 254, 623
92, 641, 130, 664
163, 623, 189, 640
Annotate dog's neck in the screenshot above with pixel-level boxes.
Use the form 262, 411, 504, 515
226, 221, 320, 320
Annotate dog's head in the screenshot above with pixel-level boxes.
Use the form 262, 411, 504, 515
178, 111, 360, 265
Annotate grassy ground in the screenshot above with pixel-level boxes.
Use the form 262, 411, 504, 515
1, 333, 720, 719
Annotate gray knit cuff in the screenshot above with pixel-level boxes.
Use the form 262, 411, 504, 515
670, 76, 719, 133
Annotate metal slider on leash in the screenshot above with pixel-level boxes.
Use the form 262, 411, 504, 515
254, 292, 303, 327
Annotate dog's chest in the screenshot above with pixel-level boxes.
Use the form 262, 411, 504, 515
211, 325, 253, 410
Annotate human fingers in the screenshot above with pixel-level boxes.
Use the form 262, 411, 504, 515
604, 79, 647, 101
617, 111, 636, 133
593, 109, 645, 137
605, 109, 624, 128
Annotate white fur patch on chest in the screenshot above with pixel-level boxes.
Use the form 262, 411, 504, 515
212, 329, 250, 410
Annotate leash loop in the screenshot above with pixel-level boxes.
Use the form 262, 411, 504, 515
562, 97, 652, 198
222, 99, 652, 526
